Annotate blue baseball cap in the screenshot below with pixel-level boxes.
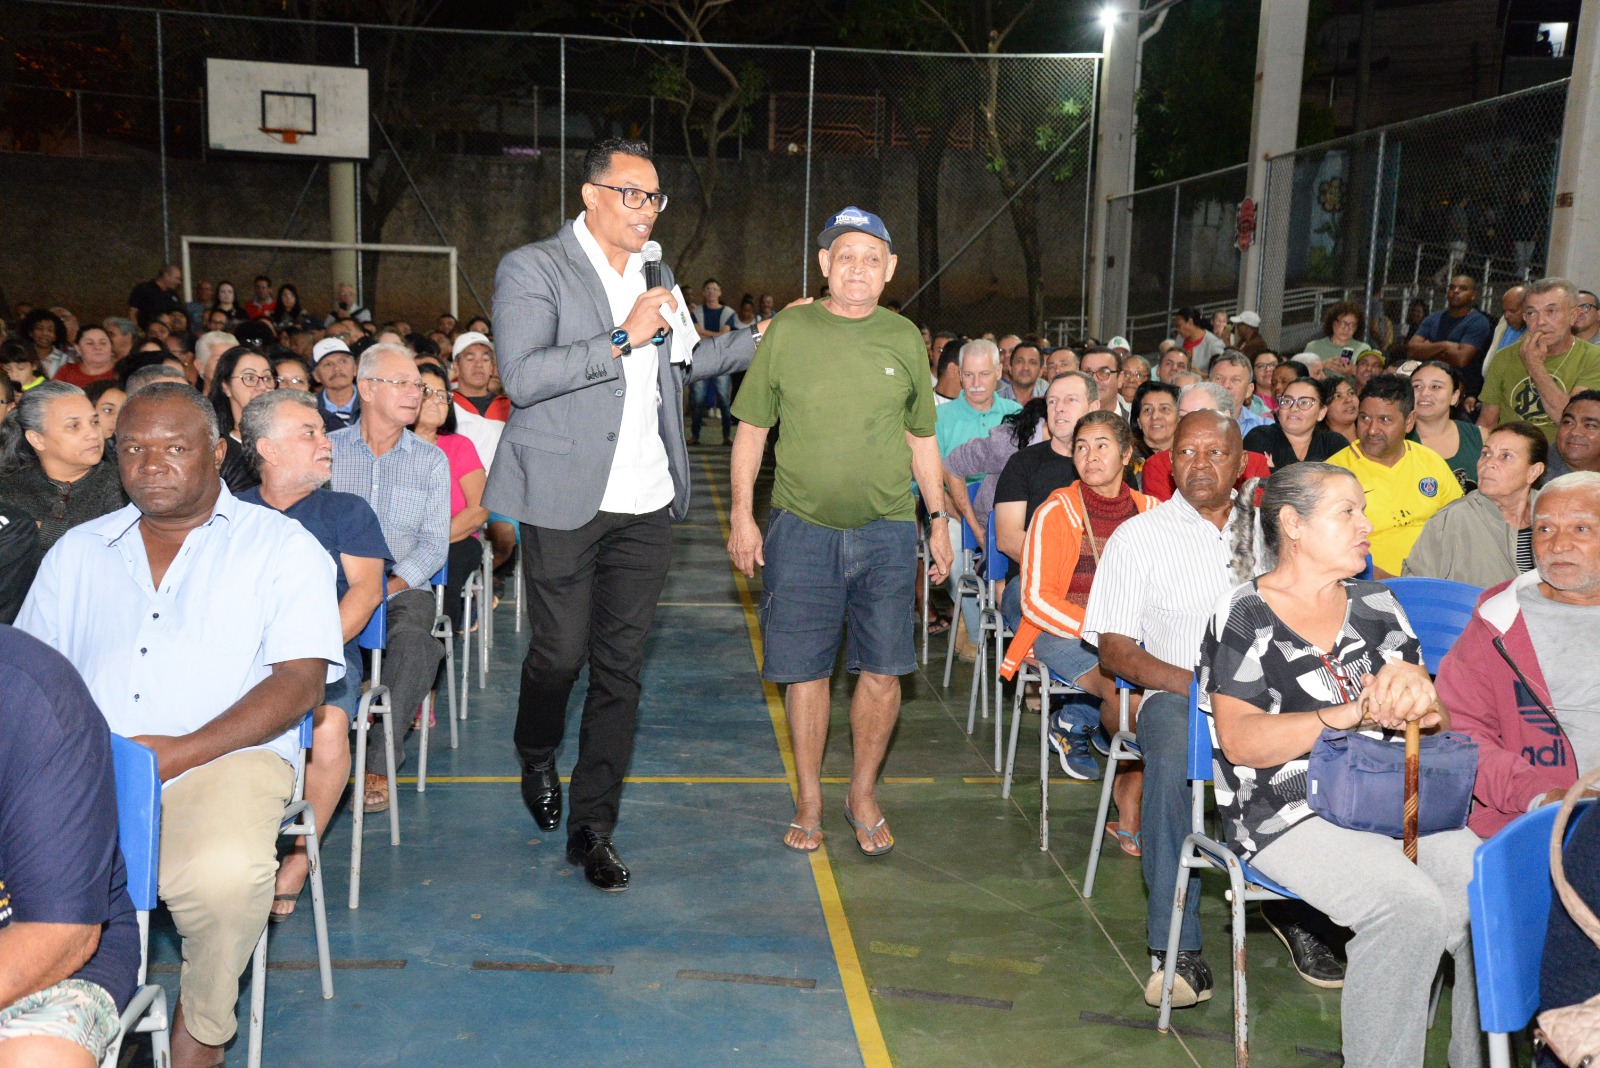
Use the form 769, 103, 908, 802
818, 206, 893, 253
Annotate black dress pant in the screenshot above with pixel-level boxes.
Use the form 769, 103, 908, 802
514, 507, 673, 834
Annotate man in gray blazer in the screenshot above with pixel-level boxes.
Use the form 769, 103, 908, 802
484, 137, 773, 892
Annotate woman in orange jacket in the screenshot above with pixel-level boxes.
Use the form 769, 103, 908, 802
1000, 410, 1156, 851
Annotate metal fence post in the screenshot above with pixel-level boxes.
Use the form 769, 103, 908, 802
1081, 55, 1100, 337
559, 36, 567, 224
1362, 129, 1386, 330
1166, 184, 1180, 327
156, 11, 170, 263
801, 47, 816, 296
354, 24, 364, 306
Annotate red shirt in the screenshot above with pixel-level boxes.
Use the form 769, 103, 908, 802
53, 362, 118, 389
1139, 448, 1272, 501
244, 299, 277, 320
453, 392, 511, 422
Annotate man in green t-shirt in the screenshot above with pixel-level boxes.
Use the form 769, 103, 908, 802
729, 206, 952, 857
1479, 277, 1600, 442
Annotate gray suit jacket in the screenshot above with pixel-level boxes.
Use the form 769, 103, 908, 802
482, 222, 756, 531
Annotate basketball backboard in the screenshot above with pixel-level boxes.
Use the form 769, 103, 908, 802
205, 59, 369, 159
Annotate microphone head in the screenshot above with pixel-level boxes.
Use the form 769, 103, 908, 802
641, 240, 663, 264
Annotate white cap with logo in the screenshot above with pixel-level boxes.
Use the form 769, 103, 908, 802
451, 331, 494, 358
1229, 311, 1262, 328
311, 337, 352, 365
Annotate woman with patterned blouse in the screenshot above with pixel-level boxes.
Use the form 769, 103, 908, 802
1199, 462, 1485, 1068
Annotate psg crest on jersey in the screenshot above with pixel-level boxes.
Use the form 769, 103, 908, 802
1418, 477, 1439, 498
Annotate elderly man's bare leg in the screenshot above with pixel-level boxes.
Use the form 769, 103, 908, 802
783, 679, 831, 851
844, 671, 901, 853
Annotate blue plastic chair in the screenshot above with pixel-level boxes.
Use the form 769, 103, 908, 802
1380, 577, 1483, 674
942, 483, 985, 691
102, 736, 170, 1068
418, 562, 460, 791
1470, 797, 1597, 1068
351, 593, 397, 910
1156, 681, 1299, 1066
248, 712, 332, 1068
966, 507, 1013, 768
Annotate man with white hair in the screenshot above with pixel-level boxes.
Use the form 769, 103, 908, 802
1208, 350, 1270, 435
192, 330, 237, 388
1440, 471, 1600, 837
329, 343, 450, 811
1290, 352, 1325, 380
936, 338, 1021, 654
1138, 382, 1271, 500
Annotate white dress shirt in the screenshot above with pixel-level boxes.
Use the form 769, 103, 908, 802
571, 212, 675, 515
16, 486, 345, 778
1081, 490, 1240, 690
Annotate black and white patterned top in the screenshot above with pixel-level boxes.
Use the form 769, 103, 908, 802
1198, 578, 1423, 859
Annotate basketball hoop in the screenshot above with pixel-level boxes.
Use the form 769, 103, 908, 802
260, 127, 307, 145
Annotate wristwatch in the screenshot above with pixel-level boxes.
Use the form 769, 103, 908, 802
611, 328, 632, 356
750, 324, 764, 346
927, 510, 949, 521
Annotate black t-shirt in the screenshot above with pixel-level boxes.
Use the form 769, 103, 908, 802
994, 440, 1078, 578
1242, 423, 1351, 470
126, 280, 181, 328
0, 501, 41, 625
0, 625, 140, 1009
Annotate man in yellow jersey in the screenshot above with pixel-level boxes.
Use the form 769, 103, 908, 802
1328, 373, 1462, 576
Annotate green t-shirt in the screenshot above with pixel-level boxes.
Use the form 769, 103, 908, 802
1480, 336, 1600, 441
731, 302, 935, 530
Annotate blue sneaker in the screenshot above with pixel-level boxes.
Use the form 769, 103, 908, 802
1048, 723, 1102, 781
1091, 726, 1112, 757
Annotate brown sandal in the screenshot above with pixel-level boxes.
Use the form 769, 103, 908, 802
363, 772, 390, 813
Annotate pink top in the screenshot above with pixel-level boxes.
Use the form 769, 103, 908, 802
433, 433, 484, 518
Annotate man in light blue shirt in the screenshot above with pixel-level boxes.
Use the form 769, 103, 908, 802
1208, 350, 1272, 437
935, 339, 1020, 647
329, 343, 450, 801
17, 382, 343, 1067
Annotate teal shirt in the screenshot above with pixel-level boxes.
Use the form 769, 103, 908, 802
935, 393, 1022, 483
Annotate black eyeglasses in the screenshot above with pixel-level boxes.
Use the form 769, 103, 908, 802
233, 372, 273, 388
1277, 395, 1320, 411
592, 184, 669, 212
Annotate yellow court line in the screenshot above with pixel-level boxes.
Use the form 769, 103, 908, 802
698, 458, 893, 1068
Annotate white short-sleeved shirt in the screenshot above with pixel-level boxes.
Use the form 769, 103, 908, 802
1081, 491, 1240, 687
17, 486, 345, 778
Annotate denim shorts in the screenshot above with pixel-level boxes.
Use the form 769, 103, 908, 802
0, 978, 119, 1060
1032, 630, 1101, 691
758, 508, 918, 683
322, 644, 366, 722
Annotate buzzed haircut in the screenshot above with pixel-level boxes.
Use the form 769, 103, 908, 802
583, 137, 652, 184
124, 363, 187, 395
1525, 277, 1579, 306
1359, 372, 1415, 418
123, 380, 220, 446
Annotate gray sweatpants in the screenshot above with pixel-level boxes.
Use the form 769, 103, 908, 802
1250, 818, 1486, 1068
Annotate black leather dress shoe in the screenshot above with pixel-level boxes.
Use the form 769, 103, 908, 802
520, 760, 561, 832
566, 829, 630, 893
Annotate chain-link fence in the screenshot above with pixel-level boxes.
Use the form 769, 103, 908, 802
0, 1, 1098, 339
1103, 79, 1568, 359
1257, 79, 1567, 356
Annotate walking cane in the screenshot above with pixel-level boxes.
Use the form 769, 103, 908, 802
1403, 720, 1420, 863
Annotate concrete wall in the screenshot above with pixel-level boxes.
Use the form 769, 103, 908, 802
1, 147, 1089, 337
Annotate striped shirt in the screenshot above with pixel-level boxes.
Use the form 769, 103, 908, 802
1081, 490, 1241, 685
329, 425, 450, 593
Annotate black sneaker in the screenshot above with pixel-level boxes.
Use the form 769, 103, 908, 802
1143, 949, 1214, 1008
1262, 909, 1345, 988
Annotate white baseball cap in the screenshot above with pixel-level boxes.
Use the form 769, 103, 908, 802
1107, 336, 1131, 351
311, 337, 352, 365
451, 331, 493, 358
1229, 311, 1262, 328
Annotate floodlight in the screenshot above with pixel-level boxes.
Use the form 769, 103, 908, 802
1099, 5, 1118, 30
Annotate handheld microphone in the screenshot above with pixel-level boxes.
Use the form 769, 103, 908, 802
641, 241, 669, 346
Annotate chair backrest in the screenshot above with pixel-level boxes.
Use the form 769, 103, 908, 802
358, 591, 387, 651
1380, 576, 1483, 674
1185, 678, 1212, 782
1469, 798, 1597, 1035
110, 735, 161, 913
983, 508, 1009, 582
431, 563, 449, 587
1358, 554, 1374, 580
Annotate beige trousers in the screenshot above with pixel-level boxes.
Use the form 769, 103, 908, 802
158, 749, 294, 1046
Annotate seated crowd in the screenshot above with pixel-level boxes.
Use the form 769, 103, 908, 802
4, 264, 1600, 1067
0, 266, 511, 1067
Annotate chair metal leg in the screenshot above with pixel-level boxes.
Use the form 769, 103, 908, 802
1157, 841, 1195, 1032
247, 925, 267, 1068
445, 630, 460, 738
1002, 668, 1026, 798
381, 702, 399, 846
1039, 673, 1052, 851
1084, 738, 1121, 898
348, 691, 376, 910
1487, 1034, 1512, 1068
149, 997, 171, 1068
417, 691, 431, 793
478, 568, 490, 689
992, 622, 1006, 772
303, 820, 334, 999
459, 593, 473, 720
966, 613, 987, 735
513, 552, 524, 634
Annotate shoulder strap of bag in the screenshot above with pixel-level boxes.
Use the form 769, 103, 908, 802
1549, 764, 1600, 951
